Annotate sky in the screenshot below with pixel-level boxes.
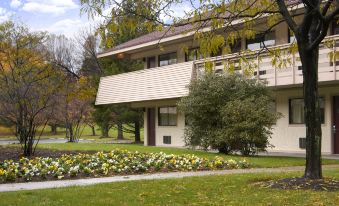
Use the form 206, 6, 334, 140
0, 0, 194, 38
0, 0, 100, 38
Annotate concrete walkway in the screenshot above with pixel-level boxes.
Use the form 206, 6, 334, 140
0, 139, 93, 145
1, 165, 339, 193
258, 151, 339, 160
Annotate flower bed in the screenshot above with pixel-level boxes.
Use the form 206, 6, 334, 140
0, 150, 250, 183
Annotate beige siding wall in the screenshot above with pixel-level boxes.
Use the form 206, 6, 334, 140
155, 109, 186, 147
140, 99, 185, 147
142, 84, 339, 153
269, 85, 339, 154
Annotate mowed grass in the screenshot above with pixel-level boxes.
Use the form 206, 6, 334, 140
2, 169, 339, 206
33, 143, 339, 168
0, 125, 144, 142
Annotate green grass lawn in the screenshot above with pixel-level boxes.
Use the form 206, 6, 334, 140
0, 125, 144, 142
34, 143, 339, 168
1, 169, 339, 206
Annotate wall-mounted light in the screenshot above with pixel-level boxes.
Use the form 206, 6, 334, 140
117, 53, 125, 59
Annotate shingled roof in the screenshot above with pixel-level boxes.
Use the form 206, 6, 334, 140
98, 0, 302, 57
98, 24, 194, 56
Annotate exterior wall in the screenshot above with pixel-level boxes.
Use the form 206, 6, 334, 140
154, 108, 186, 147
135, 99, 186, 147
269, 85, 339, 154
140, 84, 339, 154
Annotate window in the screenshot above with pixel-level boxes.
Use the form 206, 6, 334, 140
230, 40, 242, 53
163, 136, 171, 144
158, 52, 177, 67
269, 100, 277, 114
158, 107, 177, 126
288, 29, 297, 43
332, 19, 339, 35
246, 32, 276, 50
185, 48, 202, 62
289, 98, 325, 124
147, 56, 156, 68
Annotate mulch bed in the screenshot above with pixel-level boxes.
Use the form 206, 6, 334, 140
255, 177, 339, 191
0, 146, 94, 161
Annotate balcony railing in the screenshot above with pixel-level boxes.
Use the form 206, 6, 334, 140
193, 34, 339, 87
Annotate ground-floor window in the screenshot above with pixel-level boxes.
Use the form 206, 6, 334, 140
158, 106, 177, 126
289, 98, 325, 124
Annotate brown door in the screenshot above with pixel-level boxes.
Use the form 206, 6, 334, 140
333, 96, 339, 154
147, 108, 156, 146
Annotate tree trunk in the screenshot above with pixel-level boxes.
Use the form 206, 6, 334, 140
134, 120, 141, 143
299, 45, 322, 179
117, 122, 124, 140
67, 123, 76, 142
91, 126, 96, 136
101, 123, 109, 138
50, 125, 57, 135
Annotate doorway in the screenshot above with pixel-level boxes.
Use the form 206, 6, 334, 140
333, 96, 339, 154
147, 108, 156, 146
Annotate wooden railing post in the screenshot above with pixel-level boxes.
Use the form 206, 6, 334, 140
333, 38, 337, 80
292, 52, 296, 84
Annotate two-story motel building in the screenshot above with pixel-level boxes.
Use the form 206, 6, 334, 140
95, 9, 339, 154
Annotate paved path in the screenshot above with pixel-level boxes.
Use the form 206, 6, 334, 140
0, 139, 93, 145
1, 165, 339, 193
258, 151, 339, 160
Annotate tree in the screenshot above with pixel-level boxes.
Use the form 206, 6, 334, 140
0, 21, 62, 156
178, 74, 280, 155
81, 0, 339, 179
46, 34, 99, 142
81, 0, 161, 142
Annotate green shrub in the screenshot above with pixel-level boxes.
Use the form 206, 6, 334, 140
178, 74, 281, 155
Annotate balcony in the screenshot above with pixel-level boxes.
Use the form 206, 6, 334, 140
96, 62, 193, 105
194, 34, 339, 87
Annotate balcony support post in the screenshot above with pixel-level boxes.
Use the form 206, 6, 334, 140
292, 52, 296, 84
333, 39, 337, 80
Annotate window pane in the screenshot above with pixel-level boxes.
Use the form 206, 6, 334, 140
168, 114, 177, 126
158, 106, 177, 126
159, 113, 169, 126
289, 30, 296, 43
159, 52, 177, 66
231, 40, 241, 53
168, 107, 177, 114
247, 32, 275, 50
268, 101, 276, 114
289, 98, 325, 124
186, 48, 201, 62
263, 32, 275, 47
332, 19, 339, 35
159, 107, 168, 114
247, 42, 261, 50
147, 56, 156, 68
290, 99, 304, 124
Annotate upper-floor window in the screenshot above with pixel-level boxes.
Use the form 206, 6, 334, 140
159, 52, 177, 67
246, 32, 275, 50
332, 19, 339, 35
185, 48, 203, 62
147, 56, 156, 68
158, 106, 177, 126
230, 40, 242, 53
288, 29, 297, 43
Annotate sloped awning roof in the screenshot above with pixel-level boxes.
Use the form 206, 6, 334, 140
95, 62, 193, 105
